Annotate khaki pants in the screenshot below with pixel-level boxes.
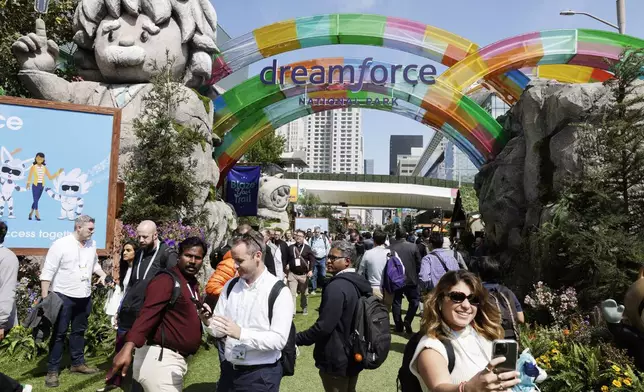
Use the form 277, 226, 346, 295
373, 287, 394, 312
133, 345, 187, 392
287, 272, 308, 313
319, 370, 359, 392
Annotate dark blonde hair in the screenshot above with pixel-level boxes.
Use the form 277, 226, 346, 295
420, 270, 504, 341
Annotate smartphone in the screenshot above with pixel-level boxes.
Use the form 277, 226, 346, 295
491, 339, 518, 373
192, 298, 211, 318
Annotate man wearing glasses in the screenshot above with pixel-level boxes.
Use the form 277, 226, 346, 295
287, 230, 316, 315
204, 230, 294, 392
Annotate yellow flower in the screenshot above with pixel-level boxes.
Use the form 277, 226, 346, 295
551, 349, 560, 355
613, 380, 622, 388
601, 386, 609, 392
624, 378, 632, 386
612, 365, 622, 373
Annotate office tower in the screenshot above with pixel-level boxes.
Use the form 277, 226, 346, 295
389, 135, 423, 175
364, 159, 374, 174
276, 117, 307, 152
397, 147, 424, 176
305, 108, 363, 174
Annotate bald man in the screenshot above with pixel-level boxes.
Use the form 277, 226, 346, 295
117, 220, 178, 332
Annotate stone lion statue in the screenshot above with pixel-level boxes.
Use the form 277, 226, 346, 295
257, 173, 291, 231
11, 0, 234, 248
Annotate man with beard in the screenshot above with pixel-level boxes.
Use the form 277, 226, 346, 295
110, 237, 209, 391
117, 221, 178, 339
287, 230, 316, 315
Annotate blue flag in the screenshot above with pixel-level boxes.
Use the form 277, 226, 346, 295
225, 166, 261, 217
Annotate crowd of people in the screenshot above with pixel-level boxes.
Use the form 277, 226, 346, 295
0, 216, 527, 392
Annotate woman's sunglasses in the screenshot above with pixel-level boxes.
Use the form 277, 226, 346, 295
447, 291, 480, 306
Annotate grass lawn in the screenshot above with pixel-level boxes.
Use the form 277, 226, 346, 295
1, 294, 420, 392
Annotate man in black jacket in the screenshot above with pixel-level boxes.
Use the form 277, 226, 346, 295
296, 240, 372, 392
387, 228, 421, 334
287, 229, 316, 315
117, 220, 177, 331
272, 228, 289, 280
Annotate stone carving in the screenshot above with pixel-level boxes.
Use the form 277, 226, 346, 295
257, 173, 291, 231
11, 0, 234, 249
475, 79, 612, 259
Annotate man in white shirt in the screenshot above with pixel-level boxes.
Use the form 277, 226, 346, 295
309, 226, 330, 294
203, 229, 293, 392
40, 215, 107, 388
357, 230, 390, 302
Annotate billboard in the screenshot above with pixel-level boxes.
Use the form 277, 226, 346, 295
295, 218, 329, 233
225, 165, 261, 216
0, 96, 121, 255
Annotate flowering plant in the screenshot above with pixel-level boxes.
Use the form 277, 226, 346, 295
524, 281, 578, 326
122, 221, 207, 249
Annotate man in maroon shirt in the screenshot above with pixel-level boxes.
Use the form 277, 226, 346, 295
109, 237, 209, 391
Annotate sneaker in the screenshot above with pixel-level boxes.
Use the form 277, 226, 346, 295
45, 372, 59, 388
70, 364, 100, 374
302, 307, 308, 315
21, 385, 33, 392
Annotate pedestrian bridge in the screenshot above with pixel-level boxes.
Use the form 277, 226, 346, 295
281, 173, 466, 210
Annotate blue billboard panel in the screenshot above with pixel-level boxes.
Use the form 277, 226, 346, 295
0, 97, 120, 253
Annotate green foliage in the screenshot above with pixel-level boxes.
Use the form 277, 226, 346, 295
525, 48, 644, 311
0, 325, 47, 363
240, 130, 286, 164
0, 0, 77, 97
83, 286, 116, 357
120, 57, 209, 225
459, 185, 479, 213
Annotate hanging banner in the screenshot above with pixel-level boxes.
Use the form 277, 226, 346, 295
225, 166, 260, 216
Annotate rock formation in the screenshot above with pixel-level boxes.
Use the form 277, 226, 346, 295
11, 0, 235, 251
475, 79, 612, 257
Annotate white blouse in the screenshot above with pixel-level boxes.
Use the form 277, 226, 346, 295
410, 325, 492, 391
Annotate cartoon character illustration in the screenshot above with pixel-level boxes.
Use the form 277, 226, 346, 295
45, 168, 92, 220
26, 152, 64, 221
0, 147, 32, 219
513, 348, 547, 392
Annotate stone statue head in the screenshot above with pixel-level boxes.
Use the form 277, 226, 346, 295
72, 0, 218, 87
258, 173, 290, 213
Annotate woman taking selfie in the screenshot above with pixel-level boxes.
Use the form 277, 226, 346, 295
410, 270, 520, 391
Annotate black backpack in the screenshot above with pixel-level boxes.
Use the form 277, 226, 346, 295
152, 268, 184, 361
488, 285, 520, 340
397, 332, 455, 392
226, 277, 297, 376
337, 275, 392, 370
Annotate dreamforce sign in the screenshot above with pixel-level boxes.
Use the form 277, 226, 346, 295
260, 58, 436, 92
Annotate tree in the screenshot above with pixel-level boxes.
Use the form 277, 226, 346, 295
0, 0, 77, 97
120, 58, 209, 225
403, 215, 415, 233
240, 130, 286, 164
460, 185, 480, 213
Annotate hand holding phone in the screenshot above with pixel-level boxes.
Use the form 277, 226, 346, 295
491, 339, 519, 373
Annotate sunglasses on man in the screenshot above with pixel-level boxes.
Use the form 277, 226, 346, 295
446, 291, 481, 306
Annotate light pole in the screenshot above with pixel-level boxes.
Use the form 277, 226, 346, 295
560, 0, 625, 34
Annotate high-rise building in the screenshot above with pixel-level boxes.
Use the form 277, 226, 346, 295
389, 135, 424, 175
276, 118, 307, 153
305, 108, 364, 174
364, 159, 374, 174
397, 147, 424, 176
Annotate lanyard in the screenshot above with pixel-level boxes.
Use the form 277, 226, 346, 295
136, 244, 160, 281
187, 284, 198, 301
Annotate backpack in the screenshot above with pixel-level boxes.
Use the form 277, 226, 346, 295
338, 275, 392, 370
153, 268, 184, 361
488, 285, 520, 340
117, 249, 173, 330
226, 277, 297, 376
418, 251, 457, 292
397, 332, 455, 392
381, 251, 406, 294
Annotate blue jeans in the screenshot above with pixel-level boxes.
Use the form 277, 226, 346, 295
47, 292, 91, 372
311, 257, 326, 292
217, 361, 282, 392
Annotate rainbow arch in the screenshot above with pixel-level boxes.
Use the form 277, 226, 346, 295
212, 58, 504, 169
215, 92, 483, 183
207, 14, 613, 104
